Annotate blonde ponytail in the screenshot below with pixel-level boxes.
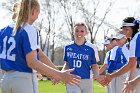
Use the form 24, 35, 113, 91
13, 0, 31, 35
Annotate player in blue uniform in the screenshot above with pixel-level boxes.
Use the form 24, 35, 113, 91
103, 17, 140, 93
103, 34, 128, 93
0, 0, 81, 93
0, 2, 19, 84
62, 22, 102, 93
99, 38, 117, 93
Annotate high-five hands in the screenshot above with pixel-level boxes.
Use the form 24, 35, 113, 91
51, 68, 81, 85
104, 74, 113, 86
94, 74, 113, 86
122, 81, 135, 93
95, 75, 106, 86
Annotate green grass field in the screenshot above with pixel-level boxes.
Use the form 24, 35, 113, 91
0, 80, 106, 93
39, 80, 105, 93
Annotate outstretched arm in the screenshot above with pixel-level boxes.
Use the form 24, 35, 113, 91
38, 49, 58, 70
99, 64, 108, 75
92, 64, 105, 86
123, 75, 140, 93
104, 57, 136, 85
128, 61, 137, 80
26, 50, 81, 85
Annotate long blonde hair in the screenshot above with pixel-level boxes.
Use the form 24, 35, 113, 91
12, 2, 19, 20
13, 0, 40, 35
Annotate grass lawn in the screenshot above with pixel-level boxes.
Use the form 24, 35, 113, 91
0, 80, 106, 93
39, 80, 106, 93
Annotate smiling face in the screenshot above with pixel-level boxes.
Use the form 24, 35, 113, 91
73, 24, 88, 40
122, 26, 133, 38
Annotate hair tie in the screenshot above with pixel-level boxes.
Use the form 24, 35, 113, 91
133, 20, 140, 24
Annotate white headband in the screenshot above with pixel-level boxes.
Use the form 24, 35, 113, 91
122, 22, 135, 26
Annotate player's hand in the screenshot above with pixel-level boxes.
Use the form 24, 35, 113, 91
51, 78, 61, 85
122, 81, 135, 93
95, 75, 105, 86
59, 68, 81, 85
104, 74, 112, 86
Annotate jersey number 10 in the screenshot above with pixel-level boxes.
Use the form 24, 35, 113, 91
0, 36, 16, 61
73, 60, 82, 68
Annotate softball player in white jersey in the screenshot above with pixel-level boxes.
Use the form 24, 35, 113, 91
99, 38, 116, 93
63, 22, 100, 93
121, 17, 140, 93
103, 18, 140, 92
127, 31, 140, 93
107, 34, 128, 93
123, 30, 140, 93
0, 0, 81, 93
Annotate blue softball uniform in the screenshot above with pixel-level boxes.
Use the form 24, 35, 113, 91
64, 41, 97, 79
0, 22, 40, 73
107, 46, 127, 73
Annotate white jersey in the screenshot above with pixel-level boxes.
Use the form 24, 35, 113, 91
104, 51, 111, 64
122, 42, 130, 61
130, 31, 140, 57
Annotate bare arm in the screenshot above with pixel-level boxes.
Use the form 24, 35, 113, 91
110, 57, 136, 78
128, 61, 137, 80
92, 64, 99, 79
26, 50, 81, 84
123, 75, 140, 93
99, 64, 108, 75
38, 49, 58, 70
130, 75, 140, 87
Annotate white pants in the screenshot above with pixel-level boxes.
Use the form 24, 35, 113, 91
110, 73, 127, 93
1, 71, 38, 93
106, 84, 111, 93
131, 68, 140, 93
66, 78, 93, 93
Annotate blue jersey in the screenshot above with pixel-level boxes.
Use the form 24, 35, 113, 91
64, 41, 97, 79
107, 46, 127, 73
130, 31, 140, 64
0, 23, 40, 73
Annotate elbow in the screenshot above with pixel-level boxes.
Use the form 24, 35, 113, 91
27, 60, 36, 68
128, 57, 137, 68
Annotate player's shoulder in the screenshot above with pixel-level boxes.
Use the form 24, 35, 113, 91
85, 41, 97, 49
110, 46, 119, 54
24, 23, 37, 33
131, 31, 140, 40
0, 22, 15, 34
23, 23, 37, 36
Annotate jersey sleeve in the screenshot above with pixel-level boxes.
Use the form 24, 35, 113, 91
90, 45, 98, 64
22, 25, 40, 55
63, 46, 67, 62
104, 51, 110, 64
110, 46, 118, 61
129, 34, 137, 57
92, 44, 100, 62
130, 33, 140, 57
